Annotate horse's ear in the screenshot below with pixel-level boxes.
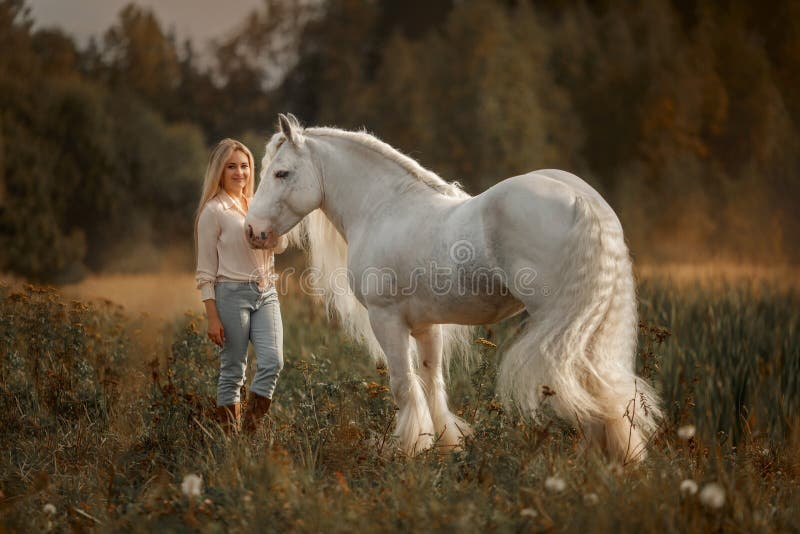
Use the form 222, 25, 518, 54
287, 113, 301, 128
278, 113, 293, 141
278, 113, 303, 147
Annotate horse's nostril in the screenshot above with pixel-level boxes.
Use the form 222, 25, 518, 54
261, 231, 266, 240
248, 225, 253, 238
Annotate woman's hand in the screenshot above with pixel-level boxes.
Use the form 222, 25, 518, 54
207, 316, 225, 347
274, 234, 289, 254
203, 299, 225, 347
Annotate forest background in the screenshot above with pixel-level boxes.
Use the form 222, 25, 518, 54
2, 0, 799, 283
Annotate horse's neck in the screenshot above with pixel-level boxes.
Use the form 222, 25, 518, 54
314, 136, 419, 240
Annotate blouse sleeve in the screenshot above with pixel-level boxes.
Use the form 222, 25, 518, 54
195, 204, 220, 301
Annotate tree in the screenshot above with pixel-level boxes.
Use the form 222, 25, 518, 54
100, 4, 180, 112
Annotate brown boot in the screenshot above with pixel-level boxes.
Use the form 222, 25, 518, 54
216, 403, 241, 434
242, 393, 271, 433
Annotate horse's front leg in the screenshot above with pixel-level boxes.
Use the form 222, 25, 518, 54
368, 308, 435, 455
412, 324, 472, 450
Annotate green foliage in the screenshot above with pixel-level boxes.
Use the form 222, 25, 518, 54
282, 0, 800, 260
100, 4, 180, 108
0, 76, 206, 279
639, 278, 800, 444
0, 3, 206, 280
143, 314, 219, 468
357, 1, 581, 190
2, 0, 800, 280
0, 283, 133, 466
94, 95, 205, 270
1, 278, 798, 531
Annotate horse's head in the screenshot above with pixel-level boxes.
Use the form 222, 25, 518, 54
246, 113, 322, 249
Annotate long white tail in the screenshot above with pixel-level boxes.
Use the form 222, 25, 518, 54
497, 196, 661, 462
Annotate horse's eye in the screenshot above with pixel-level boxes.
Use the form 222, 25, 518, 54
274, 170, 289, 179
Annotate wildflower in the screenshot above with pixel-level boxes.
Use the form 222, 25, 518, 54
335, 471, 350, 494
677, 425, 696, 440
43, 503, 56, 515
608, 462, 624, 476
366, 382, 389, 397
583, 493, 600, 506
679, 479, 698, 496
699, 482, 726, 509
544, 476, 566, 493
181, 474, 203, 499
475, 337, 497, 348
520, 508, 538, 518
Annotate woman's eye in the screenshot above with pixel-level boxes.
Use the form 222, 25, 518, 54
274, 170, 289, 179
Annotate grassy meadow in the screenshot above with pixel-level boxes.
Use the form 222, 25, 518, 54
0, 267, 798, 532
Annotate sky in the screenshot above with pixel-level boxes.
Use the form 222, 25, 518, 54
26, 0, 264, 48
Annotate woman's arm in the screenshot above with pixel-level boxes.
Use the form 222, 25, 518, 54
204, 299, 225, 346
196, 205, 221, 301
196, 205, 225, 346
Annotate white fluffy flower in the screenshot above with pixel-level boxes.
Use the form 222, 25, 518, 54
181, 474, 203, 499
679, 479, 698, 496
699, 482, 726, 509
42, 503, 56, 515
583, 493, 600, 506
677, 425, 696, 440
607, 462, 624, 476
544, 476, 566, 493
520, 508, 538, 518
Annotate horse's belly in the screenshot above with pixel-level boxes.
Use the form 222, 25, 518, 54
410, 290, 525, 326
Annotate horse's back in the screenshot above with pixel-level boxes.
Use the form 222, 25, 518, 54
475, 169, 622, 241
483, 169, 610, 209
472, 170, 585, 246
351, 168, 619, 322
459, 170, 616, 308
530, 169, 616, 214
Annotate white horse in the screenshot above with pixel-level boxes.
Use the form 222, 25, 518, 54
245, 114, 661, 463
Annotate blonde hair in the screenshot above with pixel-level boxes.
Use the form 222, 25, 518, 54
193, 138, 256, 256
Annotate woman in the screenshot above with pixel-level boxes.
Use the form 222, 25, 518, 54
194, 138, 288, 434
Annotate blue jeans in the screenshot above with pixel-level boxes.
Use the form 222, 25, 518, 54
214, 282, 284, 406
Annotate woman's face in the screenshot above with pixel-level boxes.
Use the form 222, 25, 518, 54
220, 149, 251, 197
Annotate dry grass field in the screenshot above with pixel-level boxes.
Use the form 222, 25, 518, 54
1, 264, 798, 532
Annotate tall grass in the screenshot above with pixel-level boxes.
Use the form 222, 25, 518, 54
0, 277, 798, 532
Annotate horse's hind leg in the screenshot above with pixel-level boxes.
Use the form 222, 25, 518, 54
368, 308, 435, 455
413, 324, 471, 450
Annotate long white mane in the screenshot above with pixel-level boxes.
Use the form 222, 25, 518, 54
304, 127, 471, 199
263, 121, 473, 367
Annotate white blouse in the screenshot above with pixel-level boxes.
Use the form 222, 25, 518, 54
195, 190, 287, 301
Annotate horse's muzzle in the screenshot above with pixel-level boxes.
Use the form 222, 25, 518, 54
246, 225, 278, 249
